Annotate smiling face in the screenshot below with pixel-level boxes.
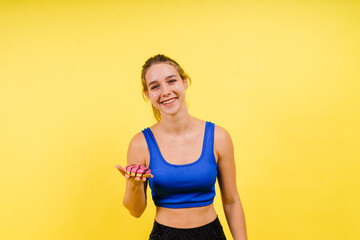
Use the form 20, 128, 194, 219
144, 63, 188, 119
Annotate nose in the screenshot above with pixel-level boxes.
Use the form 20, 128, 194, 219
161, 84, 171, 97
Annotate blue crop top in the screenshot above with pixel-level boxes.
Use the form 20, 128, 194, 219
141, 121, 217, 209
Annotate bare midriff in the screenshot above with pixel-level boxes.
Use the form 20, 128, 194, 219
155, 204, 218, 228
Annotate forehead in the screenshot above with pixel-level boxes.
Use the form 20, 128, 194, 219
145, 63, 179, 83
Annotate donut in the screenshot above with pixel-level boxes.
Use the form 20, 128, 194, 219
125, 164, 151, 178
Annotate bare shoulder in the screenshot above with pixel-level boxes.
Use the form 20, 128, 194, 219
129, 132, 148, 149
127, 132, 149, 166
214, 125, 232, 144
214, 124, 234, 157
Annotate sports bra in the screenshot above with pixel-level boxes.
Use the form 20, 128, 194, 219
142, 121, 217, 209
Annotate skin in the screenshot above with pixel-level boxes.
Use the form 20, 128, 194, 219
115, 63, 247, 240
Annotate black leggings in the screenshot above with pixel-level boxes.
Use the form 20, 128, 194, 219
149, 217, 227, 240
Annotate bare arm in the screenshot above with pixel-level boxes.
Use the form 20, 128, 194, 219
215, 126, 247, 240
115, 132, 151, 218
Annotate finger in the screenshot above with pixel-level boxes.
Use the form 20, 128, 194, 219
114, 165, 126, 176
114, 165, 125, 171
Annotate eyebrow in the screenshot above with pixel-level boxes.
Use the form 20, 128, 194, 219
148, 75, 178, 87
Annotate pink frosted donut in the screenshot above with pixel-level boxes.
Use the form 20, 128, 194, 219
125, 164, 151, 178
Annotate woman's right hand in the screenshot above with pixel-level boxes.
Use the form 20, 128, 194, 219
115, 165, 153, 182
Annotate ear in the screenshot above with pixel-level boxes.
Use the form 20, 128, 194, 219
143, 90, 150, 101
183, 78, 188, 89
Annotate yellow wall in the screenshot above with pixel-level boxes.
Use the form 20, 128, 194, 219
1, 1, 359, 239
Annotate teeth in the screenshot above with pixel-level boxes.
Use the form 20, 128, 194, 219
162, 98, 176, 104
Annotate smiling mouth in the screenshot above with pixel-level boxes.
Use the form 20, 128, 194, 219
161, 97, 177, 105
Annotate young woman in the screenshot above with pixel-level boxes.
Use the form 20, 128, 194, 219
115, 54, 247, 240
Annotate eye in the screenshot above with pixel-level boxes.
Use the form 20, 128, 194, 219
150, 84, 160, 90
168, 79, 177, 84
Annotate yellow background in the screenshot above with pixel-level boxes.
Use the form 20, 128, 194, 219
1, 0, 359, 239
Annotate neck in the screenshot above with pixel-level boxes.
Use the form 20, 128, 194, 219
157, 106, 195, 134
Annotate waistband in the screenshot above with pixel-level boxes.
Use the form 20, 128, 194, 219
153, 216, 221, 230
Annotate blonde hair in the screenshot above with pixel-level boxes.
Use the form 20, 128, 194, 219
141, 54, 191, 121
